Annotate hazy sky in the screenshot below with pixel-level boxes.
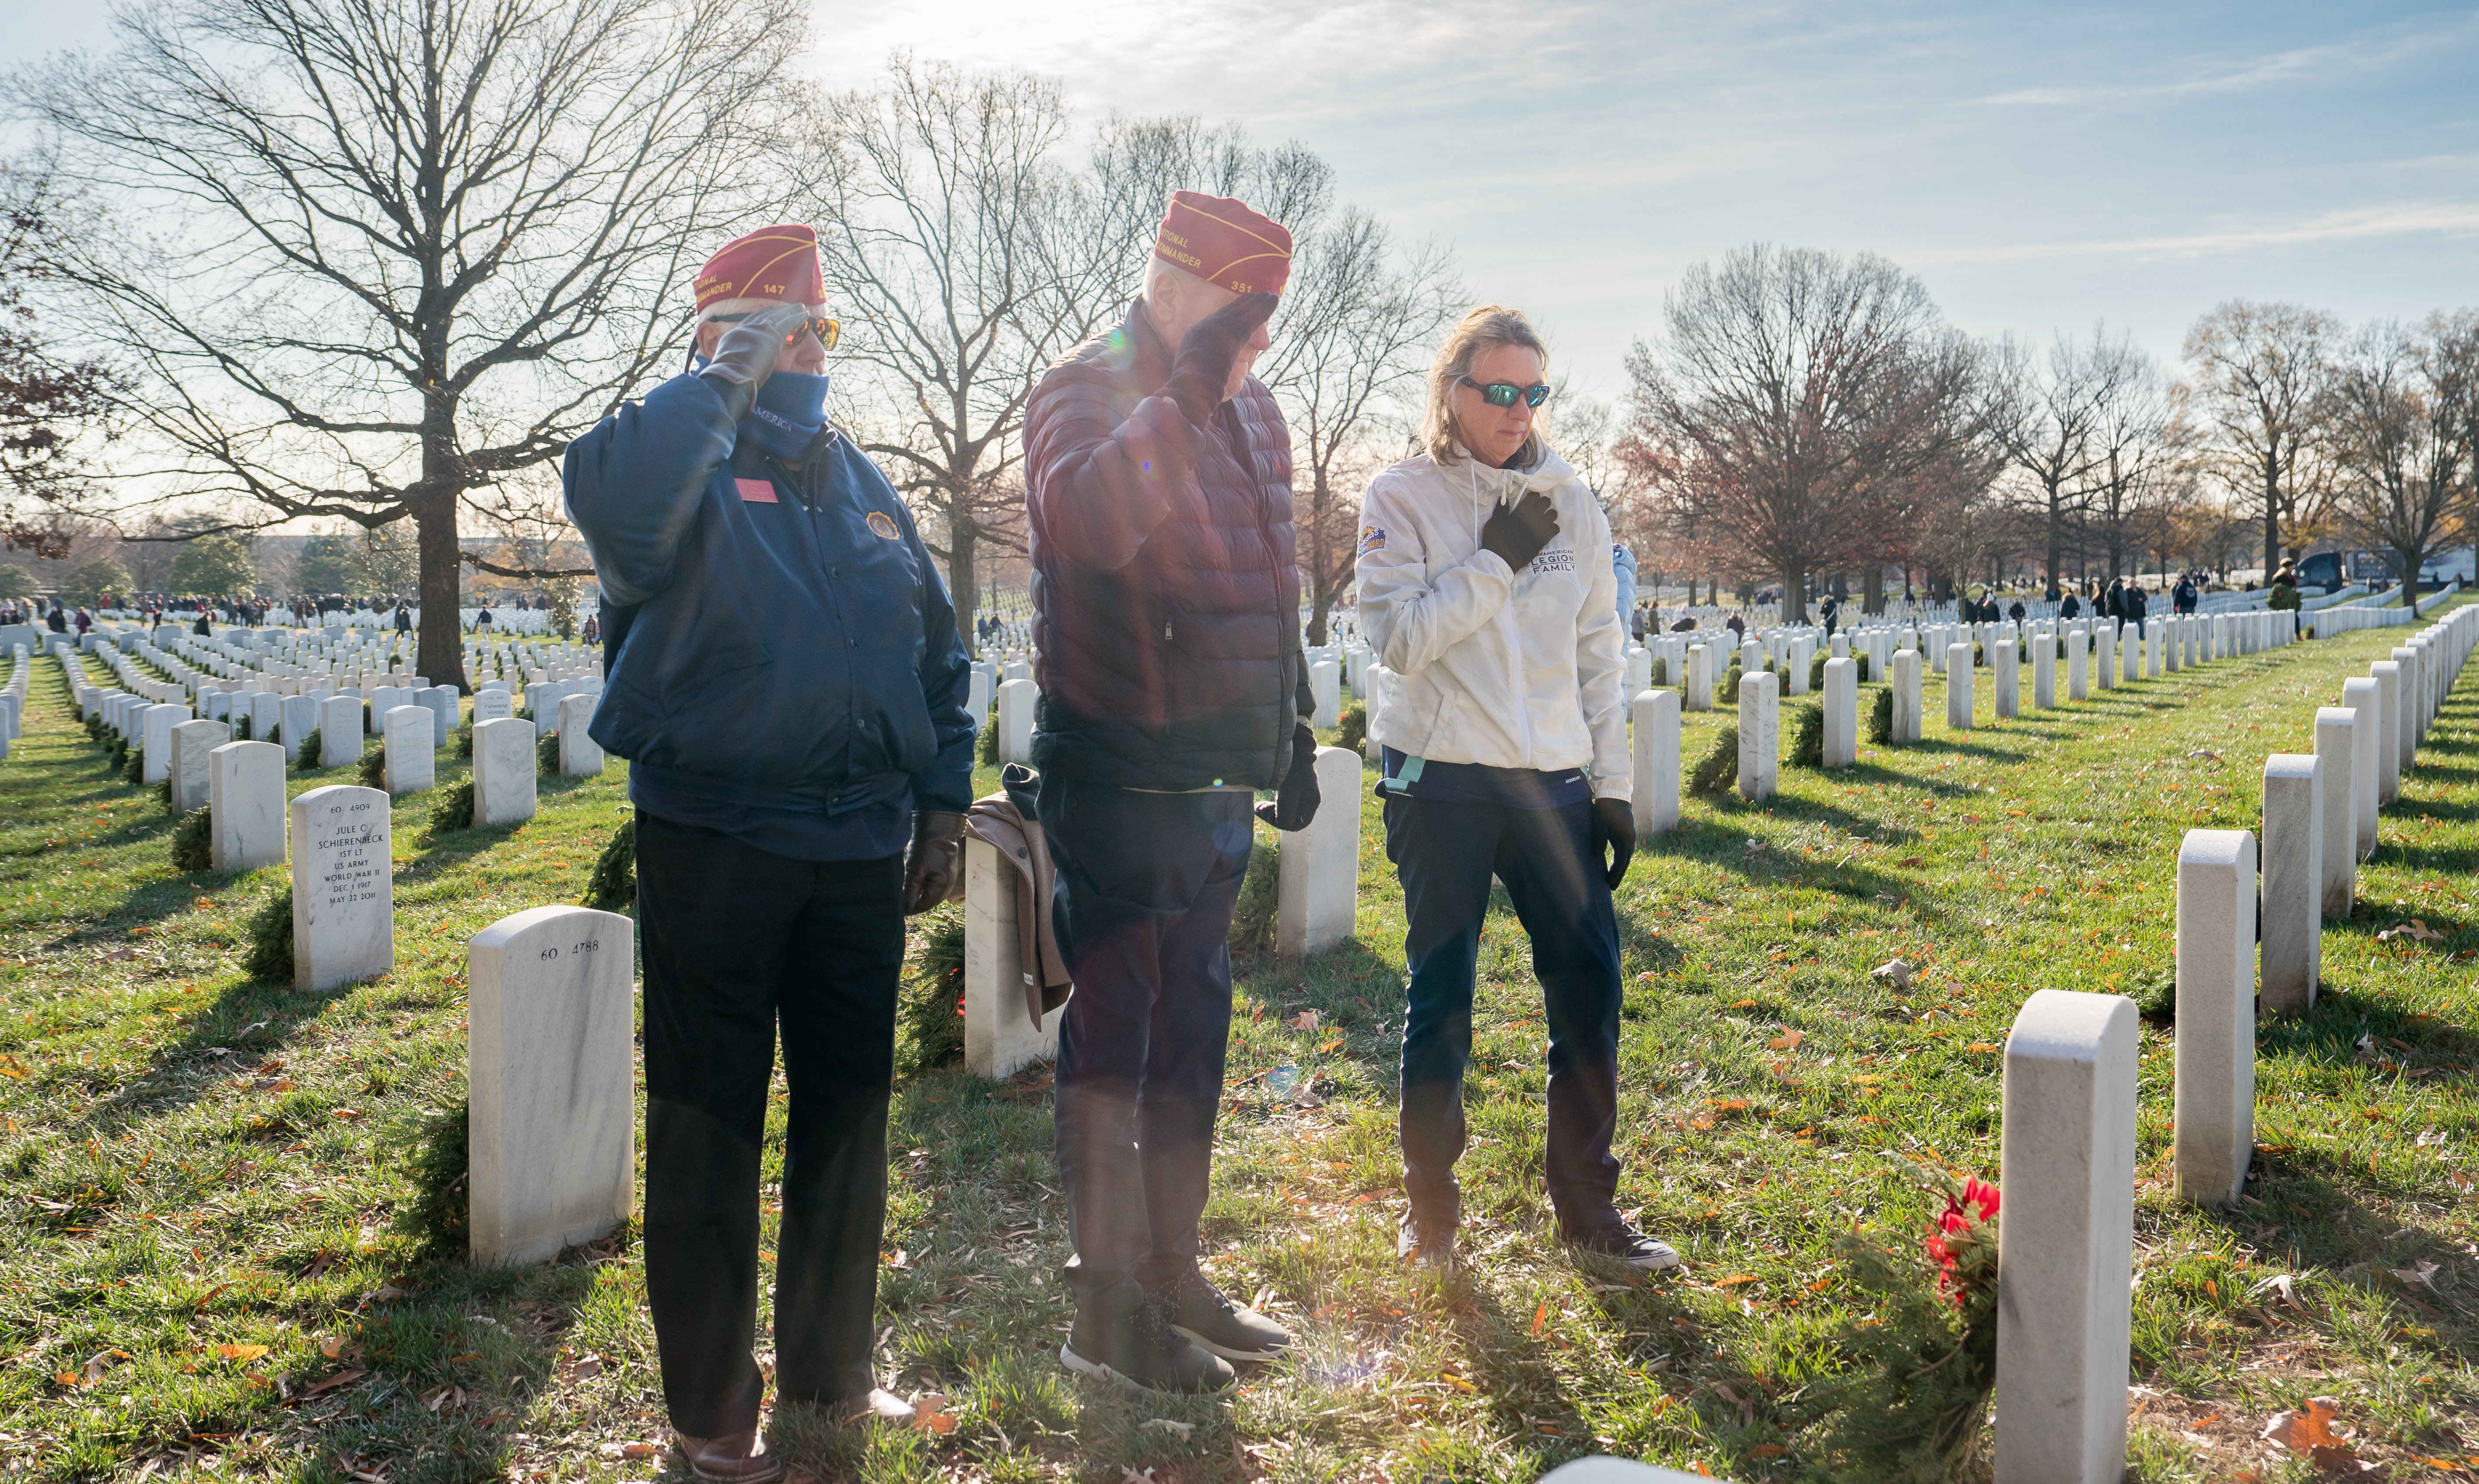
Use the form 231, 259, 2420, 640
794, 0, 2479, 401
8, 0, 2474, 403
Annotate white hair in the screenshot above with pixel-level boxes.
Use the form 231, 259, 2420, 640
1138, 257, 1222, 310
694, 294, 824, 328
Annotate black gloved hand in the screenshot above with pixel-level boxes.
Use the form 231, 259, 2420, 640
901, 810, 967, 914
1479, 489, 1560, 573
698, 302, 812, 425
1255, 721, 1320, 833
1166, 292, 1278, 425
1589, 795, 1636, 890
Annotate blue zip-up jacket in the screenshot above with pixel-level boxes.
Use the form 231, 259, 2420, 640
562, 371, 975, 823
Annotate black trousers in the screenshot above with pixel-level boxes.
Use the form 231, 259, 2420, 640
1038, 780, 1253, 1291
636, 812, 905, 1437
1383, 793, 1623, 1232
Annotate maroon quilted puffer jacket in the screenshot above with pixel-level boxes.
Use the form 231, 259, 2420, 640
1025, 300, 1312, 791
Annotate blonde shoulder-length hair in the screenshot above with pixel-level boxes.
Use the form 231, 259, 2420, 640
1420, 305, 1550, 467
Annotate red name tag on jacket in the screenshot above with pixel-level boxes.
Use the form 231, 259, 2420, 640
735, 477, 777, 503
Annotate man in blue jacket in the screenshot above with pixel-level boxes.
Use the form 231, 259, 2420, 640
1024, 191, 1317, 1394
564, 225, 972, 1480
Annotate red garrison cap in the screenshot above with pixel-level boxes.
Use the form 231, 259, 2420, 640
1152, 191, 1292, 295
694, 225, 824, 312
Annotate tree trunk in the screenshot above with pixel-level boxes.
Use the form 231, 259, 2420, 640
414, 493, 467, 690
2399, 545, 2424, 610
2046, 478, 2063, 590
948, 514, 979, 655
1862, 563, 1884, 615
1782, 559, 1806, 623
2262, 458, 2281, 580
415, 326, 468, 691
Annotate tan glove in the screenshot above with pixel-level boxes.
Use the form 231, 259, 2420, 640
901, 810, 967, 914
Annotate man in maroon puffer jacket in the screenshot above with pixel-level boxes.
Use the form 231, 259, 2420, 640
1023, 191, 1319, 1393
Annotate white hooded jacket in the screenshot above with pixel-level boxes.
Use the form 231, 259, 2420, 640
1356, 443, 1630, 800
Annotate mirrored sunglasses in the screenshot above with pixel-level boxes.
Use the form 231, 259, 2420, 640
1461, 376, 1550, 408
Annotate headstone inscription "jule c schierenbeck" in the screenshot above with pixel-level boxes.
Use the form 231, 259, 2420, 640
289, 784, 394, 992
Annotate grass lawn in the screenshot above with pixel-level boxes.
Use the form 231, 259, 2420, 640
1, 612, 2474, 1484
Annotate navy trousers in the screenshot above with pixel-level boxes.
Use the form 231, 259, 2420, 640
1039, 780, 1254, 1291
1383, 793, 1623, 1232
636, 813, 905, 1436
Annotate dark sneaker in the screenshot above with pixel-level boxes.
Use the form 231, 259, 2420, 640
1397, 1211, 1458, 1271
1148, 1268, 1290, 1362
1562, 1219, 1681, 1272
1061, 1276, 1236, 1394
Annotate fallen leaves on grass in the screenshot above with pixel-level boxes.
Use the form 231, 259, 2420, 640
2264, 1398, 2367, 1473
1871, 959, 1914, 989
216, 1344, 269, 1362
2377, 919, 2447, 943
1140, 1418, 1194, 1440
912, 1392, 956, 1434
1768, 1029, 1805, 1050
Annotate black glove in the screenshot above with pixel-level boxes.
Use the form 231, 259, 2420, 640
901, 810, 967, 914
1589, 795, 1636, 890
698, 302, 811, 424
1166, 292, 1278, 425
1255, 721, 1320, 833
1479, 490, 1560, 573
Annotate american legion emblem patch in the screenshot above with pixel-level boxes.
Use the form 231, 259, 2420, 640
865, 510, 901, 540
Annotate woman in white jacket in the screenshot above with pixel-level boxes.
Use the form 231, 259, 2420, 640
1359, 306, 1675, 1273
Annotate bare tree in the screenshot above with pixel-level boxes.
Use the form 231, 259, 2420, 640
0, 164, 118, 558
1993, 326, 2163, 588
2181, 301, 2340, 580
2324, 320, 2464, 605
2427, 309, 2479, 560
18, 0, 803, 688
1621, 244, 1997, 623
803, 59, 1097, 645
2082, 341, 2177, 581
1255, 211, 1458, 644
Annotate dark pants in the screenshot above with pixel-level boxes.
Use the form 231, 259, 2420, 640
1039, 780, 1253, 1293
636, 812, 905, 1437
1383, 793, 1623, 1232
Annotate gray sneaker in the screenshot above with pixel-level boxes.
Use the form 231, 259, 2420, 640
1061, 1277, 1236, 1394
1562, 1219, 1681, 1272
1148, 1268, 1290, 1362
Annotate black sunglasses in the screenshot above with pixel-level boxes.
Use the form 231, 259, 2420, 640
707, 310, 841, 350
1461, 376, 1550, 408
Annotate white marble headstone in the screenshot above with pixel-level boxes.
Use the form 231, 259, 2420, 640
472, 717, 538, 826
289, 784, 393, 992
467, 905, 636, 1265
209, 741, 286, 872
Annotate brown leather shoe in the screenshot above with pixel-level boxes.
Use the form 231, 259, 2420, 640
834, 1388, 917, 1425
673, 1429, 784, 1484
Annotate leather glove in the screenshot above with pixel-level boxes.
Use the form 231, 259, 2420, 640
901, 810, 967, 914
1166, 292, 1278, 425
1589, 795, 1636, 890
1479, 489, 1560, 573
698, 302, 812, 425
1255, 721, 1320, 833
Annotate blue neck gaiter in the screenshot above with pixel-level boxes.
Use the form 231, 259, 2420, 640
748, 371, 830, 462
691, 353, 830, 463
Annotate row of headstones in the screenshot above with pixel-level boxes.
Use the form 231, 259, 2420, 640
2308, 582, 2455, 639
1613, 608, 2303, 821
2177, 601, 2476, 1185
2010, 602, 2477, 1484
